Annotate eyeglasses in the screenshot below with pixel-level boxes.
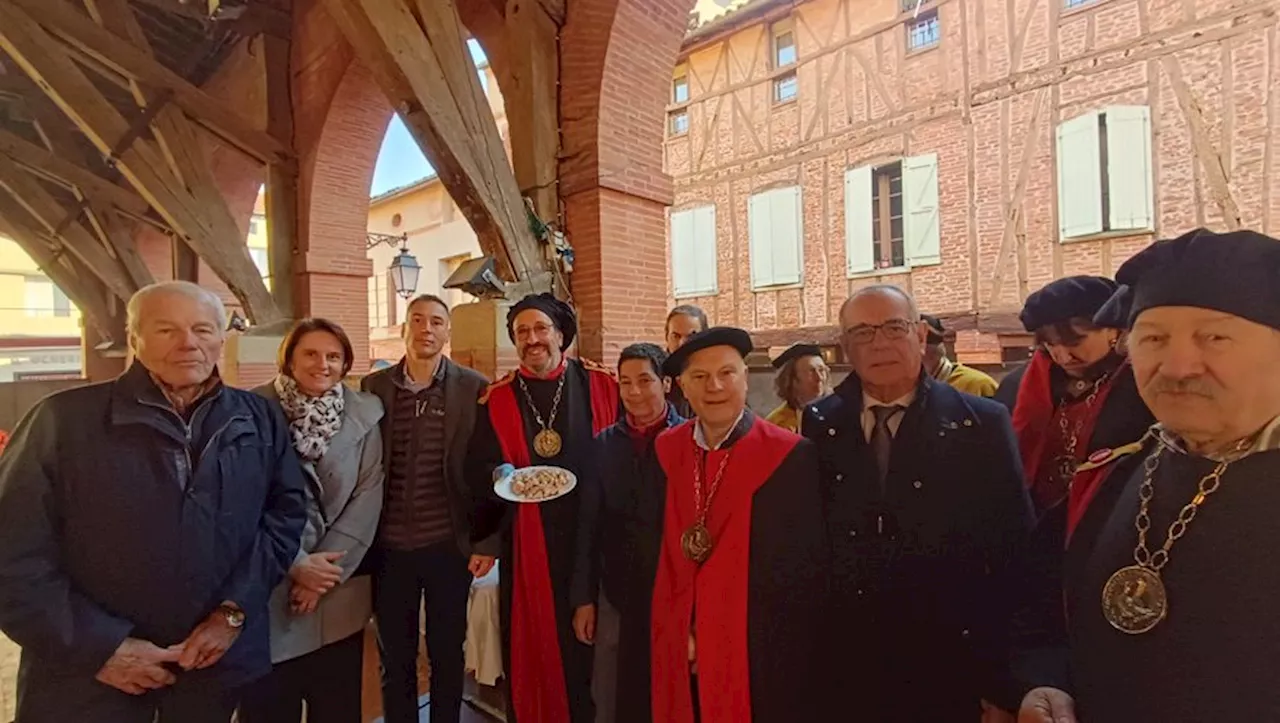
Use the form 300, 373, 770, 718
514, 323, 556, 341
842, 319, 916, 345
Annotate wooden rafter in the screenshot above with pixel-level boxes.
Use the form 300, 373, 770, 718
321, 0, 544, 283
0, 153, 139, 300
0, 2, 283, 324
0, 128, 150, 215
85, 200, 154, 291
9, 0, 289, 166
504, 0, 560, 220
0, 201, 119, 339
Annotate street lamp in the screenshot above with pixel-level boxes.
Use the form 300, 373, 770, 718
367, 232, 420, 299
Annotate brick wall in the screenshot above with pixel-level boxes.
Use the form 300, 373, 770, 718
667, 0, 1280, 357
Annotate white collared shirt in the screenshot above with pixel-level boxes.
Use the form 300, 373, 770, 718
860, 390, 917, 442
694, 409, 748, 451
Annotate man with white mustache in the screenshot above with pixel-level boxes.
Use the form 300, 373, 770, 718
1018, 228, 1280, 723
466, 293, 619, 723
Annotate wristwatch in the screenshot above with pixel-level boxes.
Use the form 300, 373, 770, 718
217, 603, 246, 629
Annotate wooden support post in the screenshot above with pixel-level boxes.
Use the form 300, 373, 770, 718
173, 236, 199, 282
504, 0, 561, 222
0, 2, 284, 324
263, 33, 297, 317
320, 0, 545, 284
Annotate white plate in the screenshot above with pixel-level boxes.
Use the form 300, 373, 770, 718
494, 465, 578, 503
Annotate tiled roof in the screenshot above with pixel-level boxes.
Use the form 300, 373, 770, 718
368, 173, 440, 205
685, 0, 788, 45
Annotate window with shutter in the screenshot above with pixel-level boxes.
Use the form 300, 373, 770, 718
749, 187, 803, 289
845, 166, 875, 275
1056, 111, 1105, 240
903, 153, 941, 266
671, 206, 718, 298
1104, 106, 1154, 232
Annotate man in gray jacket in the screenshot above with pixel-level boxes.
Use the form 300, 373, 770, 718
361, 294, 498, 723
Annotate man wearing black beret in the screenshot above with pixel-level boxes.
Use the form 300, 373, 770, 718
920, 314, 998, 397
1019, 228, 1280, 723
464, 292, 619, 722
764, 343, 831, 433
649, 328, 829, 723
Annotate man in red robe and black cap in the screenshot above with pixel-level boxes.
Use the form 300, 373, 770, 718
650, 327, 829, 723
466, 293, 619, 722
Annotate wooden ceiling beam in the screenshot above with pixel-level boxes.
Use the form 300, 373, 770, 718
0, 128, 151, 215
321, 0, 544, 284
0, 153, 140, 301
85, 200, 155, 291
0, 201, 120, 339
9, 0, 290, 166
0, 2, 283, 324
503, 0, 559, 221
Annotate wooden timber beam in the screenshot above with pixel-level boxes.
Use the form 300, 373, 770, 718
85, 200, 155, 291
504, 0, 560, 220
0, 153, 140, 301
8, 0, 290, 166
0, 2, 284, 324
0, 128, 151, 215
0, 202, 119, 338
321, 0, 544, 284
263, 32, 297, 315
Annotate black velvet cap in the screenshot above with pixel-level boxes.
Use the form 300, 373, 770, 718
506, 293, 577, 351
921, 314, 945, 344
1093, 228, 1280, 330
662, 326, 754, 377
771, 343, 821, 370
1019, 276, 1119, 331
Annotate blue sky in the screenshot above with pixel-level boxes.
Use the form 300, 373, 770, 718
369, 40, 489, 197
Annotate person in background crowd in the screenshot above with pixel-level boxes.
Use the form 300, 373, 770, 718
239, 319, 385, 723
650, 327, 828, 723
806, 284, 1033, 722
665, 305, 708, 418
466, 293, 619, 723
765, 343, 831, 433
1003, 276, 1153, 520
1018, 229, 1280, 723
0, 281, 307, 722
574, 342, 684, 723
922, 315, 998, 397
361, 295, 495, 723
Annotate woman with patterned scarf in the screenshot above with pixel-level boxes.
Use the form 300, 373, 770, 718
572, 342, 684, 723
238, 319, 385, 723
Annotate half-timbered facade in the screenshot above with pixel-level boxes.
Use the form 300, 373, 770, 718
667, 0, 1279, 365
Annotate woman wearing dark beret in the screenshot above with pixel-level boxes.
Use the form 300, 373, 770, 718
1002, 275, 1154, 517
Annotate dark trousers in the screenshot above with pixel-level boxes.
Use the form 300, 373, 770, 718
15, 671, 238, 723
375, 542, 473, 723
236, 631, 364, 723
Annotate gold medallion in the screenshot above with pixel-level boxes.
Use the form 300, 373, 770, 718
681, 522, 713, 564
1101, 564, 1168, 634
533, 428, 562, 458
1055, 455, 1079, 485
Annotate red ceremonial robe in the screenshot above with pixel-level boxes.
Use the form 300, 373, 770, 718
486, 361, 618, 723
650, 416, 823, 723
1012, 351, 1127, 512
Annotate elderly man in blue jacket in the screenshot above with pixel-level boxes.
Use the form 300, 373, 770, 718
0, 281, 308, 722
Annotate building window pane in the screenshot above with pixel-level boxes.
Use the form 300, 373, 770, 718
368, 274, 389, 328
669, 110, 689, 136
52, 286, 70, 318
907, 11, 940, 51
774, 72, 798, 103
248, 247, 269, 277
1064, 0, 1094, 8
872, 162, 906, 269
24, 277, 53, 318
774, 29, 797, 67
672, 74, 689, 104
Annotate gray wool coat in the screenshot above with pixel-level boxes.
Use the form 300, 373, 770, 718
254, 381, 385, 664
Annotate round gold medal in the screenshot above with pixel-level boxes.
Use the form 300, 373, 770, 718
681, 522, 713, 564
533, 429, 562, 458
1101, 564, 1168, 634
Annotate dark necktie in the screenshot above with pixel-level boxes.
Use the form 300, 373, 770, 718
870, 404, 904, 490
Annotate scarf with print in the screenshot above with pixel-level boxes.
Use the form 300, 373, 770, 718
273, 373, 345, 463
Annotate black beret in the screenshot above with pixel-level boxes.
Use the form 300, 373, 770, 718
662, 327, 753, 377
771, 343, 821, 370
506, 293, 577, 351
921, 314, 945, 344
1020, 276, 1119, 331
1094, 228, 1280, 331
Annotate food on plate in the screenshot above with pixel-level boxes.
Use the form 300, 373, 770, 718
510, 466, 572, 501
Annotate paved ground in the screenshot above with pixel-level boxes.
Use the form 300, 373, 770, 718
1, 632, 17, 723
